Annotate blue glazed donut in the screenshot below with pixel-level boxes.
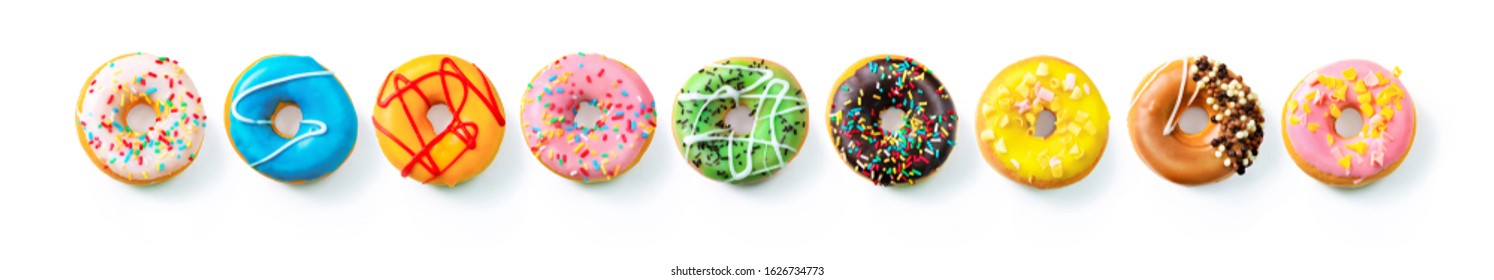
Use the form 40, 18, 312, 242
226, 55, 357, 183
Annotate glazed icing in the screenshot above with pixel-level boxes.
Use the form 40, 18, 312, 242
827, 55, 957, 186
978, 56, 1109, 186
76, 53, 207, 183
1128, 56, 1264, 185
227, 55, 357, 183
521, 53, 657, 183
674, 58, 808, 183
1284, 60, 1414, 181
373, 55, 506, 186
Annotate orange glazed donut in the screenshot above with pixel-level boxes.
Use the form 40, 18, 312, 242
372, 55, 506, 186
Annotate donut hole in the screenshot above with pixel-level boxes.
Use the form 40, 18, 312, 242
573, 101, 603, 129
271, 103, 304, 138
878, 108, 907, 133
122, 103, 156, 133
1335, 108, 1365, 138
1032, 110, 1057, 138
1177, 106, 1209, 135
724, 106, 755, 135
426, 104, 453, 134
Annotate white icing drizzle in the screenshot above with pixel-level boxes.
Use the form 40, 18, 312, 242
679, 63, 805, 182
229, 70, 334, 167
1181, 59, 1203, 115
1160, 57, 1192, 136
1130, 59, 1176, 106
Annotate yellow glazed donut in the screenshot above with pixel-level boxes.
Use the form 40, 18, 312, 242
976, 56, 1110, 189
372, 55, 506, 186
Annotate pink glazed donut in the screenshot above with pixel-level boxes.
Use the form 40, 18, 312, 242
1282, 60, 1416, 188
520, 53, 658, 183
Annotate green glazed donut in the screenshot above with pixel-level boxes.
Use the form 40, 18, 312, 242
672, 57, 809, 184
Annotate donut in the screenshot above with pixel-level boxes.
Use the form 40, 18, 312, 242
826, 55, 957, 186
372, 55, 506, 186
673, 57, 809, 184
75, 53, 208, 185
977, 56, 1110, 189
1283, 60, 1416, 187
520, 53, 657, 183
225, 55, 356, 184
1128, 56, 1264, 185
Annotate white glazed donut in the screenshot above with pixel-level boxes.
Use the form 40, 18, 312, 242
75, 53, 208, 185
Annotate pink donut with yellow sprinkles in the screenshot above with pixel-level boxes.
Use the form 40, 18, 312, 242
1282, 60, 1416, 188
520, 53, 657, 183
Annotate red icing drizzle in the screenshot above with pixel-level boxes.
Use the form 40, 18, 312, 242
373, 57, 505, 183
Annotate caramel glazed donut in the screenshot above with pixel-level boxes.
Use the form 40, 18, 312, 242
1129, 56, 1264, 185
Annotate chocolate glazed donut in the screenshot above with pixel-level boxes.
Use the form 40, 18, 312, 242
1129, 56, 1263, 185
827, 55, 958, 186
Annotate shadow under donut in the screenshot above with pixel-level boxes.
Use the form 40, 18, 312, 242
1330, 113, 1433, 200
729, 125, 824, 199
431, 123, 525, 204
887, 130, 976, 203
570, 127, 671, 201
284, 113, 381, 202
1023, 141, 1115, 205
132, 125, 231, 200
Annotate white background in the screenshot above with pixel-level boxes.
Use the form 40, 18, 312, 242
2, 0, 1490, 279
